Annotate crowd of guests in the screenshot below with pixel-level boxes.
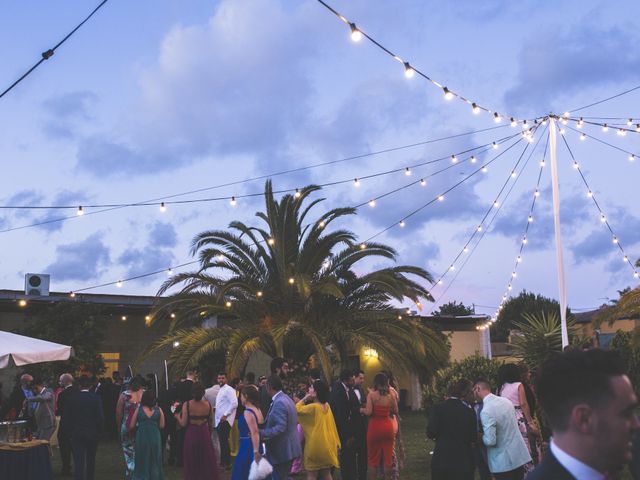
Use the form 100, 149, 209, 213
0, 359, 405, 480
428, 348, 640, 480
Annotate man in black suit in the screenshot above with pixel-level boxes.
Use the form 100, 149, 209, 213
329, 369, 359, 480
352, 369, 368, 480
427, 378, 477, 480
65, 375, 104, 480
526, 349, 640, 480
57, 373, 77, 477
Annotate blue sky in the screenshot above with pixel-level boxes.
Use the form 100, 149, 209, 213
0, 0, 639, 315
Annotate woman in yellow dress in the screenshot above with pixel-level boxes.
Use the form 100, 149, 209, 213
296, 380, 341, 479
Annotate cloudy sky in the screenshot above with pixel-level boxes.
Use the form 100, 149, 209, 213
1, 0, 638, 316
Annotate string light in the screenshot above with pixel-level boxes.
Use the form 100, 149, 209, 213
577, 118, 584, 128
230, 196, 237, 206
630, 154, 636, 162
225, 301, 232, 307
257, 290, 263, 297
77, 206, 84, 216
472, 103, 481, 114
69, 292, 76, 298
267, 238, 275, 245
602, 124, 609, 132
404, 63, 415, 78
628, 118, 634, 127
494, 113, 502, 123
368, 199, 376, 207
442, 87, 454, 100
437, 195, 445, 202
159, 202, 166, 212
580, 133, 586, 141
617, 129, 627, 136
288, 277, 295, 284
510, 118, 517, 127
539, 159, 546, 167
477, 225, 483, 232
294, 189, 301, 198
353, 178, 360, 187
116, 280, 123, 288
420, 179, 426, 186
527, 215, 533, 223
359, 243, 366, 250
587, 190, 593, 197
451, 155, 458, 163
470, 156, 477, 163
492, 142, 499, 149
399, 220, 406, 227
349, 22, 362, 42
319, 220, 326, 228
167, 268, 173, 275
481, 166, 488, 173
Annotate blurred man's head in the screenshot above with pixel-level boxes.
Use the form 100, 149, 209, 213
473, 379, 492, 402
354, 369, 365, 388
59, 373, 74, 388
339, 369, 355, 387
20, 374, 33, 388
536, 348, 639, 475
270, 357, 289, 379
266, 375, 283, 398
217, 372, 227, 386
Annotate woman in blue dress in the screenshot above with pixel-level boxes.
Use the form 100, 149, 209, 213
130, 390, 165, 480
231, 385, 265, 480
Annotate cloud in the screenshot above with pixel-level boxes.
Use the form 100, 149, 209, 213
504, 23, 640, 113
149, 222, 178, 248
46, 232, 110, 281
42, 91, 98, 139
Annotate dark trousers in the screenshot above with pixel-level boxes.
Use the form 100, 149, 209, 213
354, 431, 367, 480
273, 460, 293, 480
71, 435, 98, 480
339, 441, 357, 480
58, 430, 72, 473
474, 445, 491, 480
493, 466, 524, 480
431, 467, 474, 480
217, 421, 232, 467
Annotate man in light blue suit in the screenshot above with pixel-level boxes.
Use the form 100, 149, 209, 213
260, 375, 302, 480
474, 380, 531, 480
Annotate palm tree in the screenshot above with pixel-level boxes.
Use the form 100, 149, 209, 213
144, 181, 448, 380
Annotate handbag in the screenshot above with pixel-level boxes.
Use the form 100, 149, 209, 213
248, 444, 273, 480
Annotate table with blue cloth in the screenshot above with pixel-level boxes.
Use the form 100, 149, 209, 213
0, 439, 53, 480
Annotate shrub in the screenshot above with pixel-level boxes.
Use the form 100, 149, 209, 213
422, 354, 502, 413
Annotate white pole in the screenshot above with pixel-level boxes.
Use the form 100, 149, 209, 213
549, 118, 569, 347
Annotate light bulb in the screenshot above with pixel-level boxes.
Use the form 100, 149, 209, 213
559, 128, 566, 135
636, 124, 640, 133
481, 166, 488, 173
634, 272, 639, 279
511, 171, 517, 178
540, 160, 546, 167
534, 190, 540, 197
437, 280, 443, 285
267, 238, 275, 245
69, 292, 76, 298
600, 214, 606, 223
368, 199, 376, 207
404, 62, 415, 78
353, 178, 360, 187
230, 196, 237, 206
349, 23, 362, 42
630, 154, 636, 162
160, 202, 166, 212
443, 87, 454, 100
449, 265, 455, 271
561, 118, 568, 125
18, 299, 27, 307
399, 220, 405, 228
77, 206, 84, 216
359, 243, 366, 250
405, 167, 412, 176
617, 129, 626, 136
116, 280, 123, 288
225, 301, 232, 307
477, 225, 483, 232
294, 189, 301, 198
512, 272, 517, 278
613, 237, 619, 244
522, 236, 528, 244
517, 256, 522, 263
508, 285, 513, 290
602, 124, 609, 132
510, 117, 517, 127
463, 246, 468, 253
628, 118, 634, 126
451, 155, 458, 163
573, 162, 579, 169
624, 256, 629, 262
288, 277, 295, 284
577, 118, 583, 128
167, 268, 173, 275
528, 215, 533, 223
437, 195, 445, 202
580, 133, 586, 141
173, 341, 180, 348
420, 179, 426, 186
121, 316, 127, 321
493, 201, 500, 207
494, 112, 501, 123
587, 190, 593, 197
217, 254, 225, 261
472, 103, 480, 114
319, 220, 326, 228
256, 290, 263, 298
563, 111, 570, 119
470, 156, 477, 163
492, 142, 499, 149
170, 313, 176, 318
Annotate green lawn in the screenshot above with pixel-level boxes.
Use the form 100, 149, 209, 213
50, 411, 632, 479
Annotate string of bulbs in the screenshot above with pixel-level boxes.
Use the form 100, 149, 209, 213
430, 126, 547, 314
65, 132, 531, 296
558, 127, 639, 280
0, 0, 111, 100
315, 0, 546, 128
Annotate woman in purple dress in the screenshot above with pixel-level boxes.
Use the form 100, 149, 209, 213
176, 382, 219, 480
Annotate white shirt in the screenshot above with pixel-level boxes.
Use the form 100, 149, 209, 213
550, 440, 605, 480
214, 384, 238, 427
204, 384, 220, 410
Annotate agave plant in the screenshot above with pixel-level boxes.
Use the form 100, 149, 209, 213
510, 311, 577, 371
144, 180, 448, 380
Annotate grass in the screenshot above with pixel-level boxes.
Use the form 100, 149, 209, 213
50, 411, 632, 479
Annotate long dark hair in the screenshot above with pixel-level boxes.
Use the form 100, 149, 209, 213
497, 363, 521, 394
373, 373, 389, 396
313, 380, 330, 403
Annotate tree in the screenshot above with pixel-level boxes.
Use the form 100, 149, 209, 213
433, 301, 474, 316
594, 285, 640, 326
20, 303, 106, 381
492, 290, 574, 342
610, 329, 640, 397
145, 181, 449, 380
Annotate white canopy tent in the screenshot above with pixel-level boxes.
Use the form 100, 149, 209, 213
0, 331, 72, 368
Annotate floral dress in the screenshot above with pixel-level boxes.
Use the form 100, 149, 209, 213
120, 391, 137, 479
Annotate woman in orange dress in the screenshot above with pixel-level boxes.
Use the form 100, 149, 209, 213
362, 373, 398, 480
